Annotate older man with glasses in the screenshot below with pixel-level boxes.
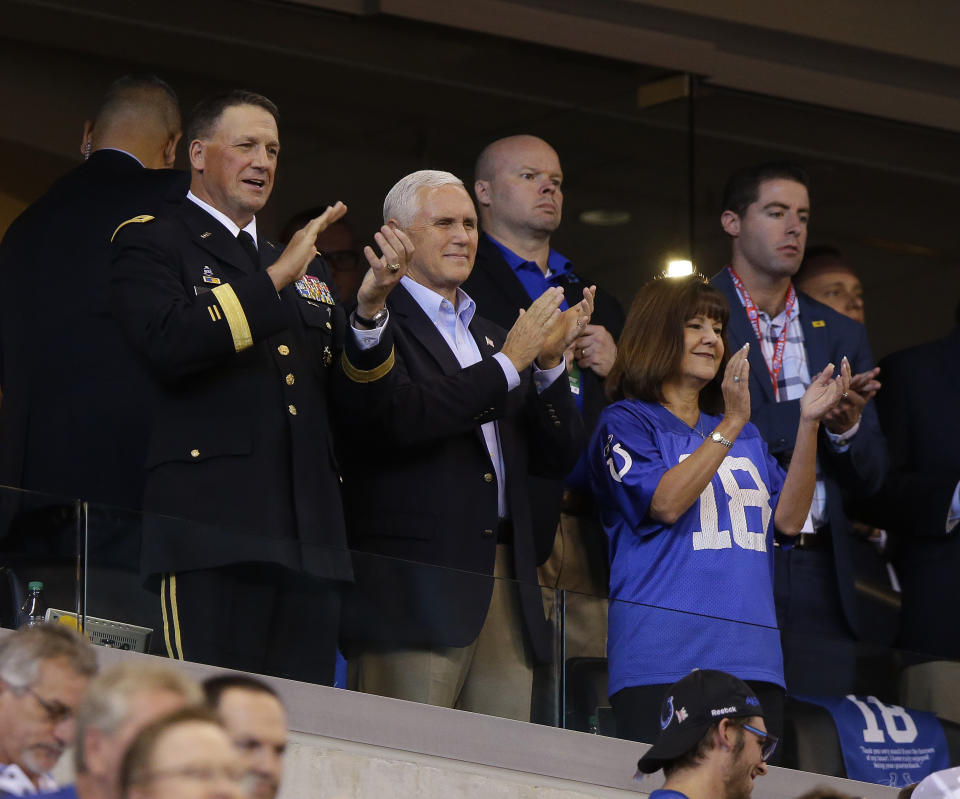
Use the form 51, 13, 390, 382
0, 624, 98, 796
635, 669, 776, 799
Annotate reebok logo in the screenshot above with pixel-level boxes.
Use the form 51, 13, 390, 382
711, 706, 736, 717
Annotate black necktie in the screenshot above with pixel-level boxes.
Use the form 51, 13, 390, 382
237, 230, 259, 269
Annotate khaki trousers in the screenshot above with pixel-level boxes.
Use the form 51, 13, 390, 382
350, 544, 534, 721
538, 510, 609, 660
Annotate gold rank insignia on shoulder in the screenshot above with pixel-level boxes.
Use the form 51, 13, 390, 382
202, 265, 221, 285
295, 275, 335, 305
110, 214, 155, 242
812, 320, 826, 328
200, 231, 212, 239
484, 336, 495, 348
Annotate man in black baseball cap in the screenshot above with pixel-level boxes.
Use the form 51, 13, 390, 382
636, 669, 777, 799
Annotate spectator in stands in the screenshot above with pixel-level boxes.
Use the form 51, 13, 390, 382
711, 163, 887, 696
0, 625, 97, 795
635, 669, 775, 799
795, 245, 897, 648
0, 74, 186, 511
464, 135, 626, 670
590, 274, 848, 749
203, 677, 286, 799
340, 169, 591, 721
119, 707, 242, 799
875, 302, 960, 718
37, 663, 204, 799
280, 208, 363, 307
793, 246, 864, 325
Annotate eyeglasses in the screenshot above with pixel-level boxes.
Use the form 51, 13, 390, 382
742, 724, 778, 761
138, 764, 246, 786
21, 686, 74, 724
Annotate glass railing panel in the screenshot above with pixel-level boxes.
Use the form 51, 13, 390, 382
0, 483, 84, 629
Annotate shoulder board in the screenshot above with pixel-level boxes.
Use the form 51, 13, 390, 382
111, 214, 155, 242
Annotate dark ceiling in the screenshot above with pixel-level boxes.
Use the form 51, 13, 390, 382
1, 0, 959, 355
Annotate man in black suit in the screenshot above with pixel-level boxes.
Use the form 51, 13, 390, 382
875, 306, 960, 715
340, 169, 590, 720
711, 162, 887, 696
111, 90, 406, 682
0, 75, 186, 622
461, 135, 624, 667
0, 75, 184, 510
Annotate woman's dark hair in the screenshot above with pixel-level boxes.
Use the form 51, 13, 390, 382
606, 274, 731, 414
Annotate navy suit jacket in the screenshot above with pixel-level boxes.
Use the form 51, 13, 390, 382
875, 326, 960, 657
461, 233, 625, 562
339, 281, 584, 663
712, 268, 888, 637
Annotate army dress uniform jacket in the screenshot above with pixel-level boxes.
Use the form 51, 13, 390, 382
339, 282, 584, 664
111, 199, 394, 583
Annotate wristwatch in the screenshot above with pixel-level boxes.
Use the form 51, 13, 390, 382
354, 307, 388, 330
710, 431, 734, 449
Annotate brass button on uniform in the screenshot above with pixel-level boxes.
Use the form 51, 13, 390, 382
285, 373, 295, 385
288, 404, 298, 416
325, 322, 332, 330
277, 344, 290, 356
483, 472, 494, 483
190, 449, 200, 458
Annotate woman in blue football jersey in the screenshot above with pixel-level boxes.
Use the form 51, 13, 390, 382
589, 274, 849, 754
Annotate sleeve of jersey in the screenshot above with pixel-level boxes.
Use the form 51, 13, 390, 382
589, 406, 670, 535
112, 225, 287, 383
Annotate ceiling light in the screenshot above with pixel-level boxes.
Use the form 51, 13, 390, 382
665, 259, 694, 278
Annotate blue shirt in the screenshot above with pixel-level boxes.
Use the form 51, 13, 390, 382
589, 400, 787, 695
32, 787, 76, 799
487, 234, 575, 312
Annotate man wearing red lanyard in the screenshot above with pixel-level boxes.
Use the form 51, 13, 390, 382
711, 162, 887, 697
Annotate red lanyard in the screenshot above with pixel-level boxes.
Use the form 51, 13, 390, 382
727, 266, 796, 400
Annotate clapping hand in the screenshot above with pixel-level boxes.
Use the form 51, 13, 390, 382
801, 357, 852, 422
267, 202, 348, 291
823, 365, 880, 434
538, 285, 596, 369
500, 287, 564, 372
356, 223, 415, 317
721, 343, 751, 425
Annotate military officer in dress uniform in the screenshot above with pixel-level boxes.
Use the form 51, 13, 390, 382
111, 90, 409, 683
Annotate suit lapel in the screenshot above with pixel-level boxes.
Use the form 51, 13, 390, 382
797, 292, 832, 372
180, 201, 257, 274
713, 268, 776, 403
389, 283, 463, 377
468, 315, 508, 465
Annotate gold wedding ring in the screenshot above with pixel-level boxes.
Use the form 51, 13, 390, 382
386, 262, 401, 273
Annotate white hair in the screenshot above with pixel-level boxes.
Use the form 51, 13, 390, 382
382, 170, 464, 227
75, 662, 203, 773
